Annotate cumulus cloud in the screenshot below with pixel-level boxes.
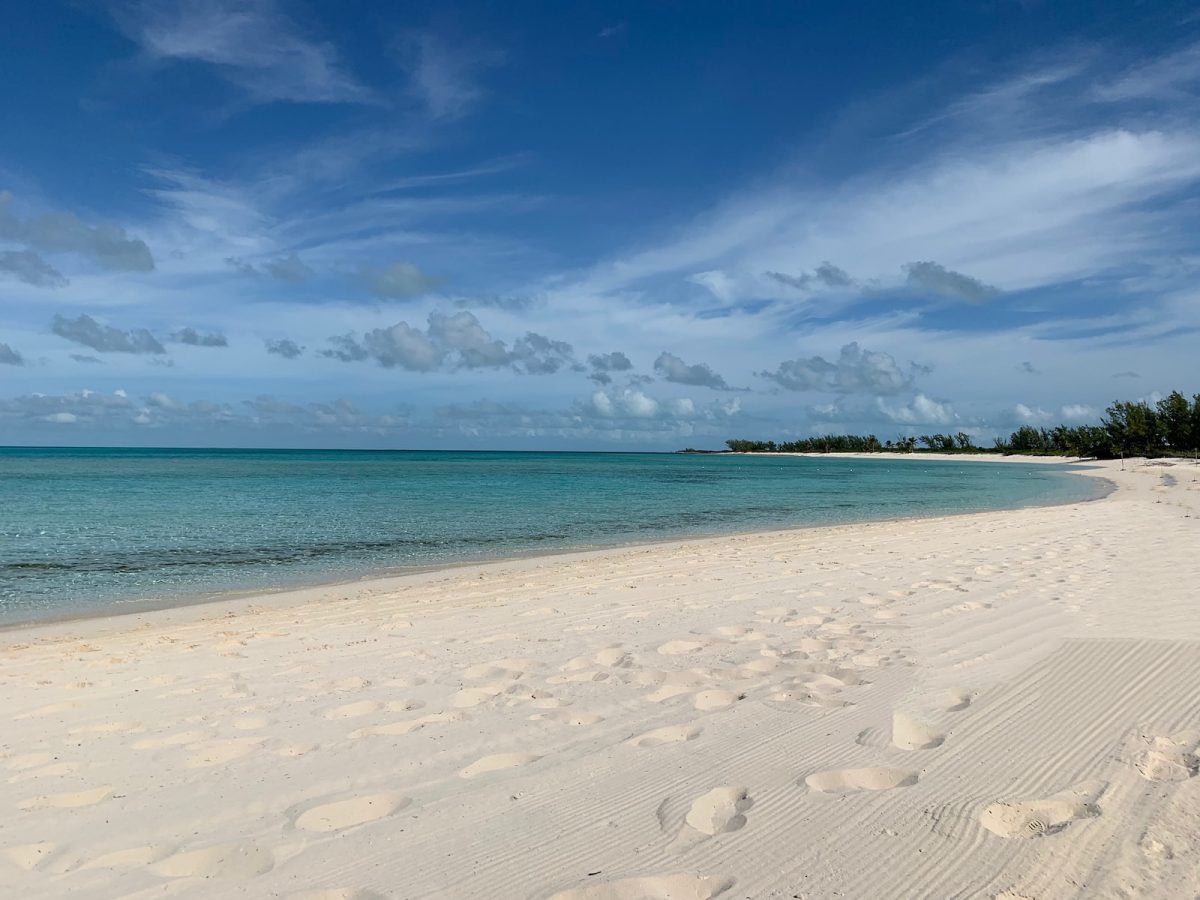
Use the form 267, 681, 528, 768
70, 354, 103, 364
1014, 403, 1053, 424
1113, 370, 1141, 379
0, 192, 154, 272
877, 393, 956, 425
243, 395, 405, 431
432, 390, 740, 446
0, 389, 136, 425
1018, 361, 1040, 374
172, 327, 228, 347
227, 253, 315, 281
426, 310, 508, 367
1061, 404, 1096, 421
904, 261, 998, 301
587, 351, 634, 384
265, 338, 304, 359
511, 332, 579, 375
51, 314, 165, 354
364, 261, 439, 299
0, 386, 408, 436
653, 352, 735, 390
760, 342, 919, 395
582, 388, 712, 422
0, 249, 67, 287
324, 311, 578, 375
765, 261, 854, 291
0, 342, 24, 365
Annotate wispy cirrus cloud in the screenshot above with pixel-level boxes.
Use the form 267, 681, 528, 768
398, 30, 504, 120
115, 0, 375, 105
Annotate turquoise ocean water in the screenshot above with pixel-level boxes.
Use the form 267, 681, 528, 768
0, 448, 1103, 625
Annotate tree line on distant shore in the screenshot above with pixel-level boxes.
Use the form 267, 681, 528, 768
721, 390, 1200, 459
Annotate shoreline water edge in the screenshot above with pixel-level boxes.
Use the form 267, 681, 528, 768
2, 457, 1199, 898
0, 451, 1106, 631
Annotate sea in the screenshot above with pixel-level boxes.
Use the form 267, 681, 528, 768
0, 448, 1104, 625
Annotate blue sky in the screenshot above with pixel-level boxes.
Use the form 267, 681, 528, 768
1, 0, 1198, 448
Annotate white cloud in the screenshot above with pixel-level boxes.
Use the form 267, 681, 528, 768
654, 351, 735, 390
121, 0, 373, 105
1014, 403, 1053, 424
877, 393, 956, 425
761, 342, 919, 395
364, 262, 439, 299
1061, 403, 1096, 421
399, 31, 503, 120
1, 192, 154, 272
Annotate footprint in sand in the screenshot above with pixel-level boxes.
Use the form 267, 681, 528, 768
4, 752, 55, 771
16, 702, 76, 720
645, 684, 694, 703
1131, 731, 1199, 782
150, 842, 275, 879
657, 639, 710, 656
693, 690, 743, 712
463, 663, 516, 680
453, 685, 508, 708
980, 781, 1105, 838
294, 792, 411, 833
351, 711, 464, 738
185, 737, 265, 768
891, 712, 945, 750
67, 721, 141, 735
756, 607, 795, 623
944, 689, 973, 712
79, 844, 173, 870
548, 873, 733, 900
323, 700, 383, 720
626, 724, 702, 748
804, 767, 917, 793
670, 786, 753, 852
529, 710, 604, 726
331, 676, 371, 692
8, 761, 79, 782
18, 786, 111, 810
4, 842, 57, 872
458, 752, 541, 779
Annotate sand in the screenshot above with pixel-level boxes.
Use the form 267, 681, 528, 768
2, 457, 1200, 899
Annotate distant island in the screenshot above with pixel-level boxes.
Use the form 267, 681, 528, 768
700, 390, 1199, 459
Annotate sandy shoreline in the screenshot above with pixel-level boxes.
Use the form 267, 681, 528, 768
0, 451, 1101, 635
3, 457, 1199, 898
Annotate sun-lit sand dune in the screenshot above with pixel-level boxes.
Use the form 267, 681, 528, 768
3, 458, 1200, 898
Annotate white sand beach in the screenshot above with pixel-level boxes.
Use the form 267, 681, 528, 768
3, 457, 1200, 899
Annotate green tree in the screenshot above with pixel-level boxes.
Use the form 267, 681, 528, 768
1104, 400, 1160, 456
1157, 391, 1192, 451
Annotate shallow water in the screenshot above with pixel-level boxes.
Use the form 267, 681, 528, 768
0, 448, 1101, 623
